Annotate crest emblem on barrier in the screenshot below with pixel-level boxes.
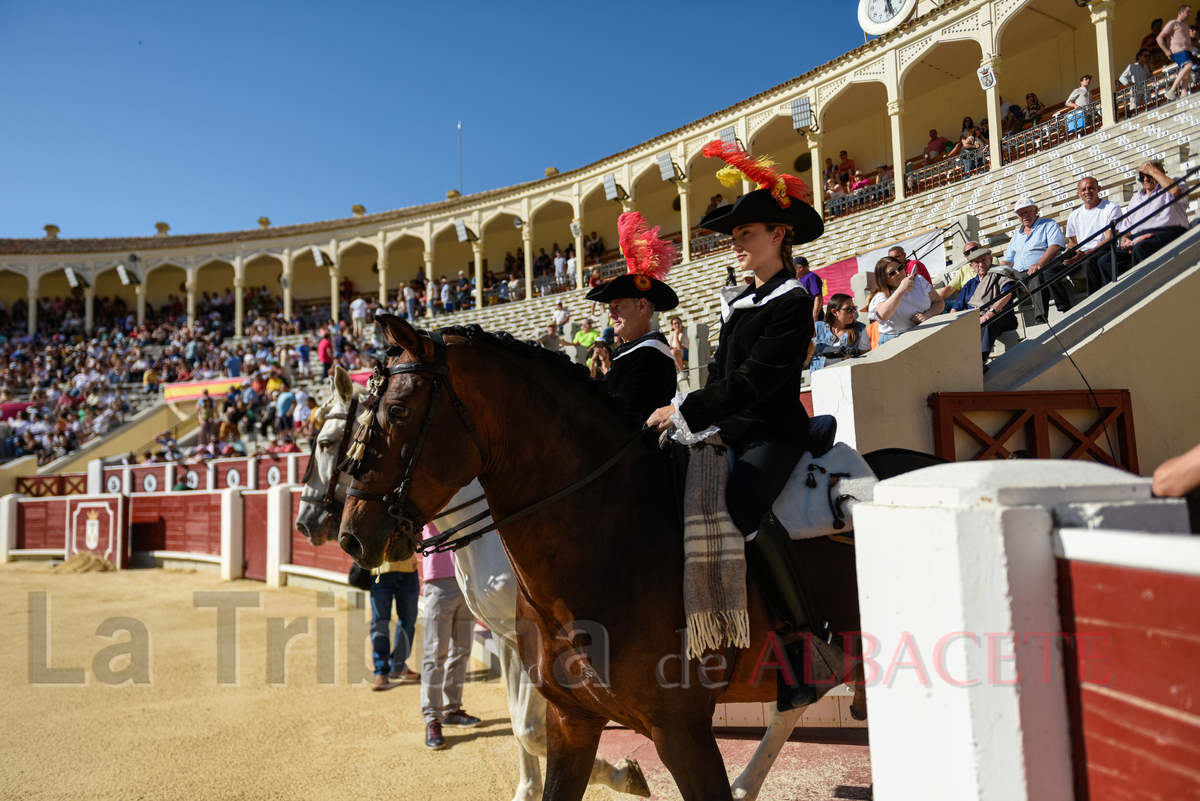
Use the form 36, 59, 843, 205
85, 510, 100, 550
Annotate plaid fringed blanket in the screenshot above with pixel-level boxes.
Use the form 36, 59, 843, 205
682, 434, 750, 661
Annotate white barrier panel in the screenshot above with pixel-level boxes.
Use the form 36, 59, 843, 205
851, 460, 1184, 801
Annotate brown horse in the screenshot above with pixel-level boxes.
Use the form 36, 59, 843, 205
339, 316, 929, 800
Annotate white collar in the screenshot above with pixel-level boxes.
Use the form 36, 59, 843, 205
614, 335, 674, 361
720, 278, 803, 323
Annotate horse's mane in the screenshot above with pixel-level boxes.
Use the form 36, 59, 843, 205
437, 324, 643, 427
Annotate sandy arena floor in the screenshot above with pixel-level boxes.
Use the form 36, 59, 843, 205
0, 563, 870, 800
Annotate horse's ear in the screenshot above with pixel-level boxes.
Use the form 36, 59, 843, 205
332, 364, 354, 404
376, 314, 431, 360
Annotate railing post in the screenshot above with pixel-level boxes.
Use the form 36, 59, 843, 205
220, 488, 244, 581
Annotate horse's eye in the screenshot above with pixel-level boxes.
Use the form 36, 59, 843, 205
387, 405, 409, 422
319, 441, 334, 452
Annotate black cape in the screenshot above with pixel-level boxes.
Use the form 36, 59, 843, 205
602, 331, 677, 421
679, 271, 814, 448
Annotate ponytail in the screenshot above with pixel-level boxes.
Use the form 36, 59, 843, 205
766, 224, 797, 278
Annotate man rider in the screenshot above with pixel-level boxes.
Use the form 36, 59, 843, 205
585, 213, 680, 421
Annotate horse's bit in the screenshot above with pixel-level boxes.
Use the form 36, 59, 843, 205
342, 328, 642, 556
298, 395, 359, 513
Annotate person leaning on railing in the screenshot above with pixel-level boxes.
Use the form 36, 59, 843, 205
1089, 160, 1191, 294
1061, 176, 1123, 293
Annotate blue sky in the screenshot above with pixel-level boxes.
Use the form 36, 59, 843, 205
1, 2, 865, 239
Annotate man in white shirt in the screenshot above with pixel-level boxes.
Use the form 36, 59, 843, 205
1063, 177, 1123, 303
439, 279, 452, 314
1119, 49, 1153, 86
552, 302, 570, 336
349, 296, 368, 335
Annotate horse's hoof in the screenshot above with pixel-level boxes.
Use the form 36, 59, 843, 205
850, 703, 868, 721
616, 758, 651, 797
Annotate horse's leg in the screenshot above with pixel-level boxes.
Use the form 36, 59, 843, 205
650, 718, 735, 801
542, 703, 606, 801
496, 639, 543, 801
729, 704, 804, 801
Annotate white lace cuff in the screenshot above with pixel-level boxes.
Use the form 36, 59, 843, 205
668, 390, 720, 446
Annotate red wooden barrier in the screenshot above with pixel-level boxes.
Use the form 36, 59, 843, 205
213, 460, 249, 490
256, 456, 288, 489
288, 490, 354, 574
16, 498, 68, 549
65, 495, 129, 568
130, 465, 167, 494
129, 493, 222, 556
1057, 559, 1200, 800
243, 493, 268, 581
103, 467, 124, 493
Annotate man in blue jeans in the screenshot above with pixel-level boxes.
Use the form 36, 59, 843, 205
369, 556, 421, 690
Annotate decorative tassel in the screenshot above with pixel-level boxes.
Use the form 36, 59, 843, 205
356, 408, 373, 428
345, 442, 366, 462
617, 211, 677, 281
716, 165, 743, 189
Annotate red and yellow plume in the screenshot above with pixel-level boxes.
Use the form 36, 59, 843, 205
618, 212, 677, 286
702, 140, 813, 208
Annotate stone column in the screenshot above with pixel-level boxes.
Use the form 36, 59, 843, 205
26, 291, 38, 336
137, 284, 148, 329
521, 226, 533, 302
983, 56, 1003, 171
676, 181, 692, 263
233, 276, 245, 338
572, 217, 585, 287
1090, 0, 1117, 130
376, 236, 388, 306
83, 287, 95, 333
328, 267, 340, 324
281, 249, 294, 320
422, 249, 434, 302
472, 239, 482, 309
184, 280, 194, 328
806, 132, 824, 217
888, 99, 907, 201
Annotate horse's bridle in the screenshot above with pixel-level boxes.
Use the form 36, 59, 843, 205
343, 330, 489, 544
340, 327, 642, 557
298, 395, 359, 513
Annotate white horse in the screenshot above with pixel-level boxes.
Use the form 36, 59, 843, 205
294, 366, 649, 801
295, 365, 811, 801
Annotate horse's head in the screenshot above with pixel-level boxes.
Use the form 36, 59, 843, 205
294, 364, 357, 546
338, 315, 486, 569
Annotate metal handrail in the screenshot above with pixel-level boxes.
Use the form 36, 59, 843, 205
1001, 103, 1101, 165
1116, 64, 1196, 121
906, 151, 990, 197
825, 179, 897, 218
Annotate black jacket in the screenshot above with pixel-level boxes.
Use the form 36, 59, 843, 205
603, 331, 677, 421
679, 271, 814, 448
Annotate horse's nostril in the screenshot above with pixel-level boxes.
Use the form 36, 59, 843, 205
339, 534, 362, 560
295, 520, 309, 539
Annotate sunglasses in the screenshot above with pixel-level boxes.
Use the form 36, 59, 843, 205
836, 306, 857, 313
886, 268, 905, 277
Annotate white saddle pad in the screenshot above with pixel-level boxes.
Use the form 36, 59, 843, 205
771, 443, 878, 539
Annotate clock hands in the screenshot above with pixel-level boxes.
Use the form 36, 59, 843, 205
885, 0, 895, 15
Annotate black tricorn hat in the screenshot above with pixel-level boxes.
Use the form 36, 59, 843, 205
585, 273, 679, 311
698, 187, 825, 241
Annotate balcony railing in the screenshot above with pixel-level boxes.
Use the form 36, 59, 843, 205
1001, 103, 1100, 164
825, 180, 896, 219
905, 151, 990, 197
689, 232, 731, 259
1115, 66, 1194, 121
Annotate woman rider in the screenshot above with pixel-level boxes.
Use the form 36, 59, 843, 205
647, 141, 824, 709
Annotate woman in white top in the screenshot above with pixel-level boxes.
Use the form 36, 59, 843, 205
868, 256, 944, 345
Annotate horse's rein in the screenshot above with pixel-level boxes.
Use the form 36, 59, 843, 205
341, 328, 644, 557
298, 395, 359, 511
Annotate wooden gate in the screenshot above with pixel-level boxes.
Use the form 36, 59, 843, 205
15, 473, 88, 497
929, 390, 1138, 472
242, 492, 268, 581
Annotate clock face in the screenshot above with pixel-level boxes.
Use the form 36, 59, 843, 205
859, 0, 917, 35
867, 0, 900, 22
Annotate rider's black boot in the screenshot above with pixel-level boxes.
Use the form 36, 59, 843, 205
744, 510, 825, 711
